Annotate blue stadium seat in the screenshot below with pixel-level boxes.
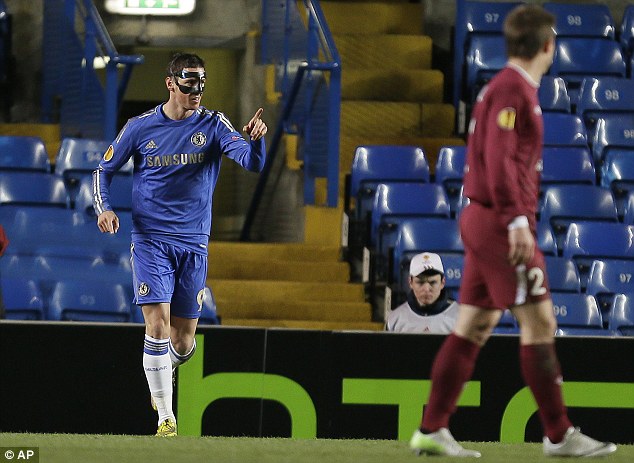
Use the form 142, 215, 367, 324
454, 1, 521, 107
537, 222, 557, 256
620, 5, 634, 59
600, 150, 634, 217
538, 76, 571, 113
54, 138, 132, 203
576, 77, 634, 140
545, 256, 581, 293
493, 309, 519, 335
623, 191, 634, 225
544, 3, 615, 39
542, 113, 588, 147
608, 293, 634, 335
435, 145, 466, 215
562, 222, 634, 285
199, 286, 220, 325
455, 185, 470, 219
391, 217, 463, 289
539, 185, 618, 251
0, 172, 68, 208
371, 182, 451, 256
435, 252, 464, 300
74, 174, 133, 217
349, 145, 429, 221
591, 114, 634, 165
0, 136, 50, 172
549, 38, 626, 104
1, 276, 44, 320
541, 146, 595, 187
551, 292, 604, 335
586, 259, 634, 314
47, 279, 131, 322
465, 35, 507, 100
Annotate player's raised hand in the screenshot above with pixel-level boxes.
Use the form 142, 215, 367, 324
97, 210, 120, 234
243, 108, 267, 140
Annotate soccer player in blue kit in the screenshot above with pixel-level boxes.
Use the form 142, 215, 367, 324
92, 53, 267, 437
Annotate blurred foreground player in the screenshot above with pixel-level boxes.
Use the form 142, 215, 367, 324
409, 5, 616, 458
93, 53, 267, 437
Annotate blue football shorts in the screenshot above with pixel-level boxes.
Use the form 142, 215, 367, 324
130, 239, 207, 319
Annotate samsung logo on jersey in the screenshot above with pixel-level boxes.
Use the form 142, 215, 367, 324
146, 152, 205, 167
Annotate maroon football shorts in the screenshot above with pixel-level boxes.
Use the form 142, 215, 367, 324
458, 202, 551, 310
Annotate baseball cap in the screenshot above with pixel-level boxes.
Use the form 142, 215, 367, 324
409, 252, 444, 277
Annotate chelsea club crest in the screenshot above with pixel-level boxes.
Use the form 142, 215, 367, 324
191, 131, 207, 147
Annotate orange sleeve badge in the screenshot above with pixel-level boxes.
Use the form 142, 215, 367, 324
496, 107, 516, 130
103, 145, 114, 162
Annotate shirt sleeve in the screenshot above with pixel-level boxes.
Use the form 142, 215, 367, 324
483, 87, 530, 226
216, 112, 266, 173
92, 121, 136, 215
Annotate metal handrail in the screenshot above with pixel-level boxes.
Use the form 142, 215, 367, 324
241, 0, 341, 241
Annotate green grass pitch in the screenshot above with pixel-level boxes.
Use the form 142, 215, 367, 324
1, 434, 632, 463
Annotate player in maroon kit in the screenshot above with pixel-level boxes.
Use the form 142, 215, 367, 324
409, 5, 617, 458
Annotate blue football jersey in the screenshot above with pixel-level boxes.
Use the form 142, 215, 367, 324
93, 104, 265, 253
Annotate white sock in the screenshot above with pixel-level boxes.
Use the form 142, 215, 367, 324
143, 335, 175, 425
169, 338, 197, 370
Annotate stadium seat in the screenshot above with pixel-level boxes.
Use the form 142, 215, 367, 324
545, 256, 581, 293
0, 136, 50, 172
48, 279, 131, 322
349, 145, 429, 221
576, 77, 634, 140
455, 185, 470, 219
54, 138, 131, 202
620, 5, 634, 59
371, 182, 451, 257
391, 217, 463, 290
608, 293, 634, 335
551, 292, 605, 335
540, 146, 595, 187
586, 259, 634, 314
0, 172, 69, 208
435, 145, 466, 215
199, 286, 220, 325
549, 38, 626, 104
74, 174, 133, 217
537, 221, 557, 256
1, 276, 44, 320
544, 3, 615, 39
562, 222, 634, 285
493, 309, 519, 335
623, 191, 634, 224
465, 35, 507, 100
542, 113, 588, 147
539, 185, 618, 251
454, 1, 520, 107
538, 76, 571, 113
591, 114, 634, 165
600, 150, 634, 217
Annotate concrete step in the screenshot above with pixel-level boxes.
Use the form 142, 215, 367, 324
322, 1, 423, 35
208, 279, 365, 303
215, 300, 371, 321
208, 241, 340, 262
340, 101, 455, 139
342, 69, 444, 103
335, 34, 432, 70
209, 259, 350, 282
220, 318, 383, 331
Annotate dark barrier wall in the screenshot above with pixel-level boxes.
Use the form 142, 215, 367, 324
1, 322, 633, 443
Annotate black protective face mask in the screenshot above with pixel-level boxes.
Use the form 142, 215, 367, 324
172, 70, 206, 95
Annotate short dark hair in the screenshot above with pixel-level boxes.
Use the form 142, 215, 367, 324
504, 5, 555, 60
166, 52, 205, 76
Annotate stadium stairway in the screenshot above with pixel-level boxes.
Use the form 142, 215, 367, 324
207, 241, 381, 330
302, 0, 465, 245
